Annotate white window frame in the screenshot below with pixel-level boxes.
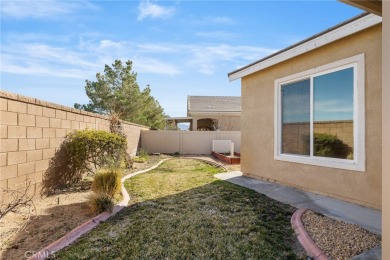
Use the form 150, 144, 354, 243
274, 53, 365, 172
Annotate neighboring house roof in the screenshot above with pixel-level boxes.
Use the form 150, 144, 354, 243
187, 96, 241, 115
228, 12, 382, 81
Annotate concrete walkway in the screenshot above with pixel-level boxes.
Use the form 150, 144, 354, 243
215, 171, 382, 258
215, 171, 381, 235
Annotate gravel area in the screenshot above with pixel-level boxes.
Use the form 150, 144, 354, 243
302, 210, 381, 259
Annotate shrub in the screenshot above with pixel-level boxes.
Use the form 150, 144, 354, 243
91, 169, 122, 198
133, 156, 147, 163
314, 133, 352, 159
65, 129, 128, 175
88, 193, 114, 213
138, 148, 149, 159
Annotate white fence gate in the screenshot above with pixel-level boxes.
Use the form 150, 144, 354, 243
141, 130, 241, 155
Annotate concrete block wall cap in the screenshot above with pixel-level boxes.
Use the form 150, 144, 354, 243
291, 208, 329, 260
28, 158, 171, 260
120, 119, 151, 129
0, 90, 150, 129
60, 105, 72, 112
0, 90, 18, 99
17, 94, 36, 103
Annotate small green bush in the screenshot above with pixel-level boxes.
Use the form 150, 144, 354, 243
65, 129, 128, 175
314, 133, 352, 159
92, 169, 122, 198
138, 148, 149, 159
133, 156, 147, 163
88, 193, 114, 213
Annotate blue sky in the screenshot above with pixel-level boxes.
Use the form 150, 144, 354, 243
1, 0, 363, 117
282, 68, 354, 123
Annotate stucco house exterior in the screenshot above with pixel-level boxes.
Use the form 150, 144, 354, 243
166, 96, 241, 131
229, 13, 382, 210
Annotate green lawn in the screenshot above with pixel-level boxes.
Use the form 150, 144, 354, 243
56, 159, 302, 259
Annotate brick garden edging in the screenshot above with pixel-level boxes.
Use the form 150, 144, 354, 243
211, 151, 240, 164
291, 208, 329, 260
29, 158, 170, 260
29, 157, 228, 259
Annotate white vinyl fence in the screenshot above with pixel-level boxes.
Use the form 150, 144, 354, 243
141, 130, 240, 155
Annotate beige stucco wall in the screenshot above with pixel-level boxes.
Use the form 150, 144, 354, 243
0, 90, 149, 197
241, 24, 382, 209
382, 2, 389, 258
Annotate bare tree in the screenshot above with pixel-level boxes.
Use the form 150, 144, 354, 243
165, 120, 178, 130
109, 113, 125, 137
212, 116, 236, 131
0, 180, 36, 219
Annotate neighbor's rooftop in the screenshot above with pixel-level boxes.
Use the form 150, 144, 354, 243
187, 96, 241, 114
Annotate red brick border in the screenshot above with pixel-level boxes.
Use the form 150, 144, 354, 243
28, 159, 170, 260
28, 157, 228, 259
291, 208, 329, 260
211, 151, 240, 164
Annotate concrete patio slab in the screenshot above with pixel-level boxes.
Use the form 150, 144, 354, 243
215, 171, 382, 259
353, 246, 382, 260
214, 171, 382, 235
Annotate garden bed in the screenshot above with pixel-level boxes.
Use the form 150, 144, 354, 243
0, 188, 93, 260
0, 155, 166, 260
212, 151, 241, 164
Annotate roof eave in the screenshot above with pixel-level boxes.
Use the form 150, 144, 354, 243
339, 0, 382, 16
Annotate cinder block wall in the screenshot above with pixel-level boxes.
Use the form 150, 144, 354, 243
0, 90, 149, 194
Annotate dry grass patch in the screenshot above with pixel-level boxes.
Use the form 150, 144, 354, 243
57, 159, 303, 259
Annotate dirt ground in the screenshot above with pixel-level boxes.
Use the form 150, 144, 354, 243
0, 155, 239, 260
0, 190, 93, 260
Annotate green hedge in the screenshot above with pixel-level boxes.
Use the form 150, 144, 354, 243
65, 129, 128, 175
314, 133, 352, 159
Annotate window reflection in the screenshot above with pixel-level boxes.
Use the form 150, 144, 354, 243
313, 68, 354, 159
281, 79, 310, 155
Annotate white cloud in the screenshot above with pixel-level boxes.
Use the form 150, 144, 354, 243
196, 31, 238, 39
136, 43, 177, 53
98, 40, 125, 50
0, 39, 182, 78
129, 42, 276, 75
186, 44, 276, 75
314, 100, 353, 113
137, 0, 175, 21
0, 0, 95, 19
210, 16, 236, 25
5, 32, 71, 43
1, 55, 94, 79
192, 16, 236, 25
133, 57, 181, 76
0, 33, 276, 78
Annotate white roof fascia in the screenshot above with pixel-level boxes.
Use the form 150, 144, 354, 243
228, 14, 382, 81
